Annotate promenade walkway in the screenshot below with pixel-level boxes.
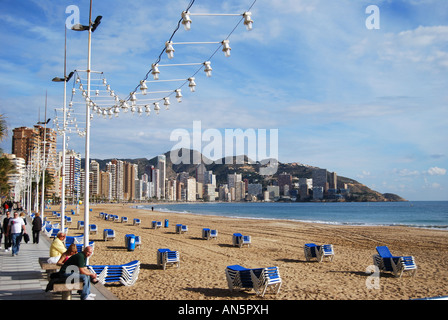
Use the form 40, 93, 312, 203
0, 213, 118, 300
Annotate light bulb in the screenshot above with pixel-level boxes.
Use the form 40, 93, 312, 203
164, 97, 170, 110
182, 11, 192, 31
140, 80, 148, 95
130, 92, 137, 106
154, 102, 160, 114
222, 40, 231, 57
243, 12, 253, 31
151, 64, 160, 80
165, 41, 174, 59
175, 89, 182, 102
203, 61, 212, 77
188, 77, 196, 92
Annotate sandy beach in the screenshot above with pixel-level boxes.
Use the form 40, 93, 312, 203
44, 203, 448, 300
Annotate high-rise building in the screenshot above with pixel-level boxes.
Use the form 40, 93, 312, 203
329, 171, 338, 189
312, 168, 328, 192
196, 163, 206, 184
152, 168, 160, 199
100, 171, 112, 200
90, 160, 100, 196
12, 125, 57, 196
186, 177, 196, 201
110, 159, 124, 201
157, 155, 166, 199
4, 154, 26, 201
123, 162, 137, 201
278, 173, 292, 196
64, 150, 81, 201
227, 173, 242, 189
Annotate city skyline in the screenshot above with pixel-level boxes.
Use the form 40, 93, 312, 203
1, 1, 447, 201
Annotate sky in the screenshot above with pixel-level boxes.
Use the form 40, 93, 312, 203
0, 0, 447, 201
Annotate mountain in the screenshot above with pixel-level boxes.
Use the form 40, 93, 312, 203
85, 148, 406, 202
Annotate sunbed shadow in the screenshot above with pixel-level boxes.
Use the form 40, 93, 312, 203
140, 263, 160, 270
218, 244, 234, 248
184, 287, 252, 298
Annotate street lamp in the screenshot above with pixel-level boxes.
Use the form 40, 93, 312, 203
52, 27, 73, 232
71, 0, 101, 250
36, 92, 50, 221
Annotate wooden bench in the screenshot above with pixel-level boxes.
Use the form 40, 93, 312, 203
39, 257, 60, 279
53, 281, 84, 300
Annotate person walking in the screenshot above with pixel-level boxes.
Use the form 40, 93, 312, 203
32, 212, 42, 244
2, 211, 11, 252
6, 211, 26, 256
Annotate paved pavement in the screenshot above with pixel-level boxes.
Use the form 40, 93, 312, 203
0, 213, 118, 300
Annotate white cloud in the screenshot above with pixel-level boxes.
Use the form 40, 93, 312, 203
427, 167, 447, 176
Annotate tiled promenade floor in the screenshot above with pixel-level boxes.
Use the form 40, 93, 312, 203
0, 213, 117, 300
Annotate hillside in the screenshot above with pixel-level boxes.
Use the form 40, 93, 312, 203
86, 148, 406, 202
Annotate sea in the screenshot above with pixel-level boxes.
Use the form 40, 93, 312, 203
137, 201, 448, 230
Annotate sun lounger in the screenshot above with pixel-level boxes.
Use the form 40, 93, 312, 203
135, 236, 141, 249
233, 233, 251, 248
89, 224, 98, 235
373, 246, 417, 278
157, 249, 180, 270
210, 229, 218, 240
304, 243, 334, 262
175, 224, 188, 234
225, 265, 282, 297
152, 221, 162, 229
88, 260, 140, 286
103, 229, 115, 241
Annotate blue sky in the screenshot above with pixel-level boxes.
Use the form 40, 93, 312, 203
1, 0, 447, 201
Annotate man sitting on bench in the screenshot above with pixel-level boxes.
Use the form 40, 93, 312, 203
58, 246, 98, 300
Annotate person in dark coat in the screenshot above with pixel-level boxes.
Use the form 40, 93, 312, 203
32, 212, 43, 244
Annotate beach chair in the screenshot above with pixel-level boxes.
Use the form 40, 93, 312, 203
157, 249, 180, 270
175, 224, 188, 234
89, 224, 98, 235
152, 221, 162, 229
373, 246, 417, 278
43, 224, 53, 237
133, 218, 141, 226
103, 229, 115, 241
225, 265, 281, 297
251, 266, 282, 297
233, 233, 251, 248
121, 216, 128, 223
77, 220, 84, 230
104, 213, 109, 220
135, 236, 141, 249
210, 229, 218, 240
304, 243, 334, 262
202, 228, 211, 240
225, 265, 253, 291
88, 260, 140, 286
99, 212, 104, 219
65, 216, 72, 225
50, 228, 60, 239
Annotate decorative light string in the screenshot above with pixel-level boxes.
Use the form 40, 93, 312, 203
55, 0, 257, 129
